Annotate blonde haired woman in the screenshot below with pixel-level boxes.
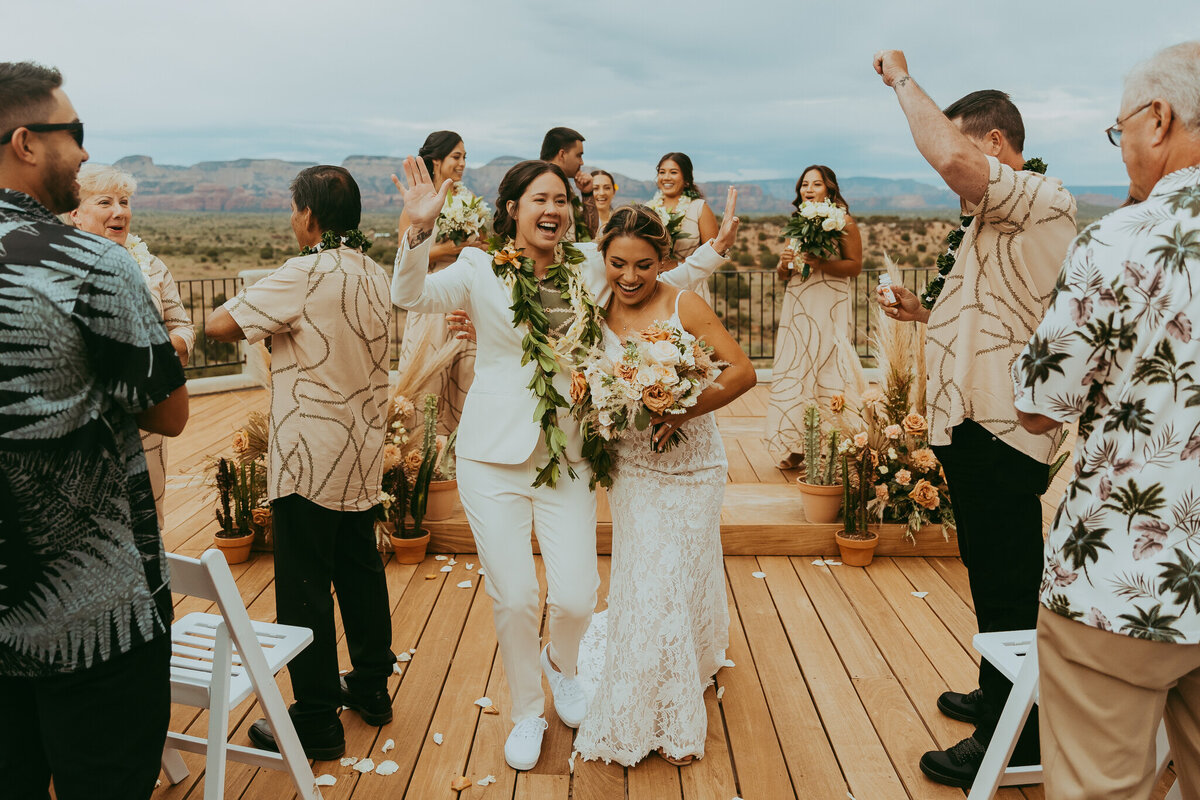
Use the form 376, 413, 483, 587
70, 164, 193, 529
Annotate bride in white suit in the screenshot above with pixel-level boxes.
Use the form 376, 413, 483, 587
391, 156, 739, 771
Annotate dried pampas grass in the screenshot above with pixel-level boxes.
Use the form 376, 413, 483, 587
390, 319, 463, 406
871, 253, 925, 422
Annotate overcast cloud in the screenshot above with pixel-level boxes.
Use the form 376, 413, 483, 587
5, 1, 1198, 186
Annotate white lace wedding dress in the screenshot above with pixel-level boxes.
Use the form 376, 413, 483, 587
573, 308, 730, 766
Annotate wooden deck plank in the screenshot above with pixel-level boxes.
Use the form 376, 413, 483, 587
723, 435, 759, 484
737, 436, 791, 485
679, 688, 738, 800
627, 755, 682, 800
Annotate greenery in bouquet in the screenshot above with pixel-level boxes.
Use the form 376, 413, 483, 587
436, 184, 492, 245
574, 320, 724, 455
645, 200, 692, 250
782, 199, 848, 281
213, 456, 270, 540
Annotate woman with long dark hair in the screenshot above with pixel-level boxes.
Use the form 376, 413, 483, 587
765, 164, 866, 470
590, 169, 617, 231
394, 131, 488, 432
649, 152, 720, 304
391, 157, 739, 772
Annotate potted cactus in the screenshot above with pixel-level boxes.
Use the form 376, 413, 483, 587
213, 457, 268, 564
835, 435, 880, 566
794, 405, 843, 523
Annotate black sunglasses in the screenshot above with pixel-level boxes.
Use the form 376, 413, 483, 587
0, 121, 85, 148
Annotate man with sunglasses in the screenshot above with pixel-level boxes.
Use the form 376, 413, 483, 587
0, 62, 189, 800
1013, 41, 1200, 798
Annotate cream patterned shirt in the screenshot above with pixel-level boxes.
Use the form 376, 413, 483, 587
1014, 166, 1200, 643
225, 246, 391, 511
925, 156, 1077, 462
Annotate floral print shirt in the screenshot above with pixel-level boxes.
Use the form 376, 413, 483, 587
1013, 165, 1200, 644
0, 190, 186, 676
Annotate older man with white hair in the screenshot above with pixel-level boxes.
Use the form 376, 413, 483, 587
1013, 40, 1200, 798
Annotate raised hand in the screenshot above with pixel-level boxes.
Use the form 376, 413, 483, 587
712, 187, 740, 255
390, 156, 453, 233
873, 49, 911, 87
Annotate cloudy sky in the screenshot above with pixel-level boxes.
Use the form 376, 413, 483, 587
6, 1, 1197, 186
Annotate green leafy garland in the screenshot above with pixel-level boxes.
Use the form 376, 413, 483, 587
570, 195, 592, 243
920, 158, 1048, 310
299, 228, 371, 256
488, 237, 610, 488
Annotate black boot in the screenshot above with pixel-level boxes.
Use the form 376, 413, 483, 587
339, 675, 393, 726
248, 716, 345, 761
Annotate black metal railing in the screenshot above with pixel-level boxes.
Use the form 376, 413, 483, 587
180, 266, 937, 378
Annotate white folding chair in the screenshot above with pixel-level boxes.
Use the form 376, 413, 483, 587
161, 550, 321, 800
968, 629, 1180, 800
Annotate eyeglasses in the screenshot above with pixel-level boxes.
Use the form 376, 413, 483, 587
1106, 103, 1152, 146
0, 121, 85, 148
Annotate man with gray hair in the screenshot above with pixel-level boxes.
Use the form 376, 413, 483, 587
1013, 40, 1200, 797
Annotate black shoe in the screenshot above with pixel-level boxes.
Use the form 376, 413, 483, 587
919, 735, 987, 788
937, 688, 983, 724
340, 676, 393, 726
248, 717, 345, 761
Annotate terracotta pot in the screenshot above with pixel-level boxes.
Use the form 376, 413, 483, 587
423, 480, 459, 522
796, 479, 843, 524
214, 532, 255, 564
389, 530, 431, 564
835, 530, 879, 567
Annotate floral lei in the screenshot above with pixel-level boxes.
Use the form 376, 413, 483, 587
299, 228, 371, 256
124, 233, 154, 273
647, 192, 695, 250
920, 158, 1048, 310
488, 236, 610, 488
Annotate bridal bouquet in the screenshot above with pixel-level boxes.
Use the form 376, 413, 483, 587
573, 321, 722, 452
782, 199, 848, 280
437, 185, 492, 245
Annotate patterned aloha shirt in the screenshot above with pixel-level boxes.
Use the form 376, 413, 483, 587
1013, 165, 1200, 644
0, 190, 186, 676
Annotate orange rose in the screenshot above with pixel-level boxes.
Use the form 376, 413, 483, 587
383, 443, 403, 472
830, 394, 845, 414
231, 429, 250, 453
853, 432, 869, 448
641, 323, 674, 343
251, 507, 271, 526
615, 361, 637, 381
642, 384, 674, 414
494, 246, 523, 267
569, 370, 589, 405
910, 479, 941, 510
894, 469, 912, 486
902, 413, 928, 436
909, 448, 938, 472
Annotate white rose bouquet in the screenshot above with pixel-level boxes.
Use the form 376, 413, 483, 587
436, 184, 492, 245
572, 320, 723, 452
782, 199, 848, 281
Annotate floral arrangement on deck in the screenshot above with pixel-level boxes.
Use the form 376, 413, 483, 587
377, 392, 455, 541
574, 319, 724, 453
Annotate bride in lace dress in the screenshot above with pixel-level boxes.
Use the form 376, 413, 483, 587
573, 205, 756, 767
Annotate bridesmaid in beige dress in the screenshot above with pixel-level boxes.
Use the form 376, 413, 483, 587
395, 131, 486, 433
590, 169, 617, 232
649, 152, 719, 305
765, 165, 866, 469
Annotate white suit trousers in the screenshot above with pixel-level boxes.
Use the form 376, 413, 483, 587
456, 453, 599, 723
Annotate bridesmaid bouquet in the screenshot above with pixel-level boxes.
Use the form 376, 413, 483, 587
651, 204, 691, 249
572, 321, 723, 452
782, 199, 848, 280
437, 186, 492, 245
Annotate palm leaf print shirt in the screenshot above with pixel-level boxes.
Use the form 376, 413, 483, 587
0, 190, 186, 676
1013, 166, 1200, 643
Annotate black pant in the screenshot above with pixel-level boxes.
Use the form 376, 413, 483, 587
933, 420, 1048, 760
0, 635, 171, 800
271, 493, 395, 732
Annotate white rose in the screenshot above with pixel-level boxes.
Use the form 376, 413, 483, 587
799, 202, 818, 219
822, 217, 838, 232
647, 340, 681, 366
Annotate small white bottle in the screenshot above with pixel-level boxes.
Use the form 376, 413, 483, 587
878, 273, 898, 306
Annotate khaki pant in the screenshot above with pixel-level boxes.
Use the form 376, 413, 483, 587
1039, 607, 1200, 799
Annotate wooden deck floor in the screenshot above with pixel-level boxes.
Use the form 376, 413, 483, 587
150, 385, 1172, 799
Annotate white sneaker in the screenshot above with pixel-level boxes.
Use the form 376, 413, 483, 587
504, 716, 548, 771
540, 645, 588, 728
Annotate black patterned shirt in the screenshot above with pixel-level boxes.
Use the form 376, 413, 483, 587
1013, 166, 1200, 644
0, 190, 186, 676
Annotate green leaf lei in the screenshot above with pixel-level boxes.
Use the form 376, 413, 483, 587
299, 228, 371, 256
488, 236, 611, 489
570, 195, 592, 243
919, 158, 1048, 310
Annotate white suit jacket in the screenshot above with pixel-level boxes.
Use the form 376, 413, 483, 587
392, 234, 724, 466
